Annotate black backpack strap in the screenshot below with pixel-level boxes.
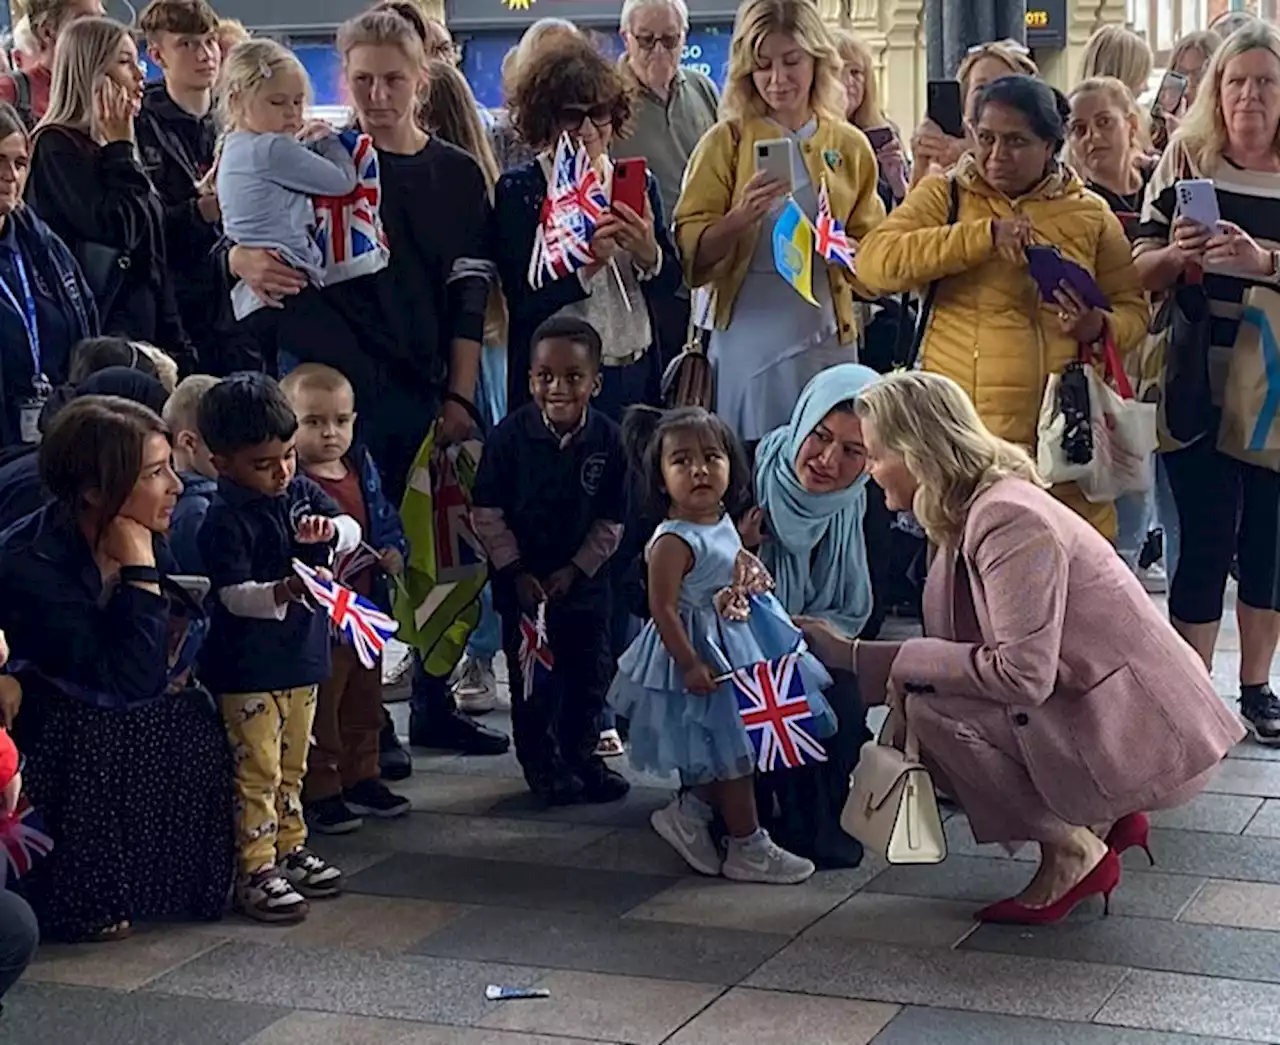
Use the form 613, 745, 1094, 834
895, 177, 960, 370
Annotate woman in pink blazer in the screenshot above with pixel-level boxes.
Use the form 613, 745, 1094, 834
799, 372, 1244, 926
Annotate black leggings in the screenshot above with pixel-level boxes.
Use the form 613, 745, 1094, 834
1164, 434, 1280, 624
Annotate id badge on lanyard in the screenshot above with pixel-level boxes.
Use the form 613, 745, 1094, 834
0, 252, 46, 444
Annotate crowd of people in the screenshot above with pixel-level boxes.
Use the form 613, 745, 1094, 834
0, 0, 1271, 1012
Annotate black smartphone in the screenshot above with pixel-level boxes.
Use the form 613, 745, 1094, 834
1152, 70, 1189, 117
865, 125, 895, 152
927, 80, 965, 139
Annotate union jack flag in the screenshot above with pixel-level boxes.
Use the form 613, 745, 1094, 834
433, 446, 484, 584
814, 176, 855, 271
527, 133, 609, 289
730, 653, 827, 772
517, 604, 554, 702
0, 797, 53, 887
292, 559, 399, 669
313, 130, 391, 286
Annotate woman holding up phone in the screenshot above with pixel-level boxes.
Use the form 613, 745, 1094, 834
858, 75, 1147, 538
25, 18, 194, 374
674, 0, 884, 442
830, 28, 908, 206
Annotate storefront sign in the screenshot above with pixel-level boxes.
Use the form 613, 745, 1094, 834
1025, 0, 1067, 49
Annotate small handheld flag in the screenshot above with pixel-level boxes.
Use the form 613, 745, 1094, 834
517, 602, 554, 702
528, 133, 610, 289
292, 560, 399, 670
313, 130, 390, 285
729, 653, 827, 773
0, 797, 53, 887
814, 176, 855, 271
772, 198, 818, 306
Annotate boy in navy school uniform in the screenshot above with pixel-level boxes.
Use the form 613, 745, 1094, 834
471, 316, 630, 806
163, 374, 220, 575
198, 373, 362, 924
280, 362, 411, 835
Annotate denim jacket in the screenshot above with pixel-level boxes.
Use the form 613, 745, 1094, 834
355, 443, 408, 612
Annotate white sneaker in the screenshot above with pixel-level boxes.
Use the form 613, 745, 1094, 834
722, 831, 815, 884
382, 639, 414, 688
1138, 563, 1168, 595
650, 797, 722, 876
452, 656, 497, 715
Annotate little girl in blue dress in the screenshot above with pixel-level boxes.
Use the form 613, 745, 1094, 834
610, 407, 836, 884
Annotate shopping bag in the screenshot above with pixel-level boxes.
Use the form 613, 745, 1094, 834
1077, 335, 1158, 503
1218, 286, 1280, 471
1036, 363, 1094, 485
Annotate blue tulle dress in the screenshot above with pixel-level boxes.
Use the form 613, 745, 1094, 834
609, 515, 836, 786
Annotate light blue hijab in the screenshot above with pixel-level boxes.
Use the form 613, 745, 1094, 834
754, 364, 879, 637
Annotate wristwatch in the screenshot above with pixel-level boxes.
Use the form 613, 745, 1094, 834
118, 564, 161, 588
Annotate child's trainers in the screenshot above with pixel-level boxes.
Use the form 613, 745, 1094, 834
281, 846, 343, 899
723, 830, 815, 885
235, 867, 309, 923
344, 779, 412, 819
651, 796, 721, 876
306, 795, 364, 836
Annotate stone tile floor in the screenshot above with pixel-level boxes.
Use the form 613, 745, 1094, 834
5, 598, 1280, 1045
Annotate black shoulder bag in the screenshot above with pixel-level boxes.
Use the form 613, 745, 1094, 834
893, 177, 960, 370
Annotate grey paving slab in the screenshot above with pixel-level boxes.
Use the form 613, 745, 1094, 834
1095, 970, 1280, 1043
392, 772, 530, 815
666, 987, 899, 1045
408, 905, 788, 983
1205, 759, 1280, 799
345, 852, 674, 915
866, 853, 1206, 919
550, 825, 697, 877
1149, 793, 1266, 834
1132, 828, 1280, 883
964, 916, 1280, 983
0, 982, 287, 1045
869, 1006, 1253, 1045
805, 894, 979, 949
243, 1014, 598, 1045
486, 786, 675, 829
143, 941, 544, 1026
1180, 881, 1280, 931
743, 937, 1127, 1021
1245, 800, 1280, 838
941, 817, 1035, 862
1229, 741, 1280, 763
334, 812, 613, 865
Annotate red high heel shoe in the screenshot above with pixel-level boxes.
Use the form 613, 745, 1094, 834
1105, 812, 1153, 865
976, 849, 1122, 925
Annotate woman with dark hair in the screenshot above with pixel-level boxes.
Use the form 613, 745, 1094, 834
858, 75, 1148, 538
495, 35, 680, 421
0, 100, 97, 450
24, 17, 193, 372
0, 395, 233, 942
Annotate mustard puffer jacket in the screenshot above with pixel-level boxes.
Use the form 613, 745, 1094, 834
856, 156, 1149, 449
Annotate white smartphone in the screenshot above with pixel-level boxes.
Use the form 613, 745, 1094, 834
1175, 179, 1221, 231
754, 137, 795, 191
169, 574, 211, 606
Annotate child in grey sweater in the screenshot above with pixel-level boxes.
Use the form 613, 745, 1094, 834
215, 39, 357, 321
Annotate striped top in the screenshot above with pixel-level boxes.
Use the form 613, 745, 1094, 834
1134, 140, 1280, 401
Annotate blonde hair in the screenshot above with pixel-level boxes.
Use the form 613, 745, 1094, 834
1168, 29, 1222, 80
134, 342, 177, 393
828, 27, 885, 128
1068, 76, 1145, 171
336, 8, 427, 69
956, 40, 1038, 99
1077, 25, 1153, 98
721, 0, 844, 124
215, 18, 250, 54
1174, 21, 1280, 174
501, 18, 580, 103
855, 371, 1043, 546
280, 362, 354, 402
422, 59, 500, 195
216, 39, 309, 131
38, 16, 132, 136
163, 373, 219, 433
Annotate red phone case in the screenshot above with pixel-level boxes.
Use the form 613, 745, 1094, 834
612, 159, 647, 215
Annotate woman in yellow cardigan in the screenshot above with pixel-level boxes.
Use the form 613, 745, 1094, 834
673, 0, 884, 442
857, 76, 1147, 537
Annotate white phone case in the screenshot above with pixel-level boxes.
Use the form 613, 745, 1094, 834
1176, 179, 1221, 230
754, 137, 794, 191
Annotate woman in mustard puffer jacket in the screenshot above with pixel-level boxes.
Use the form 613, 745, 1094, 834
857, 76, 1147, 537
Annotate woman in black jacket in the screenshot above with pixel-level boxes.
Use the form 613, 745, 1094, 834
0, 102, 97, 451
25, 17, 194, 375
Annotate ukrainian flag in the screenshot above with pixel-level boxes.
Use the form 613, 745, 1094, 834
772, 198, 818, 306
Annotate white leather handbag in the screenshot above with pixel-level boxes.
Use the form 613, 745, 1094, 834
841, 692, 947, 864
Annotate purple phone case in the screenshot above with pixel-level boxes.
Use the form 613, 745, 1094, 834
1025, 247, 1112, 312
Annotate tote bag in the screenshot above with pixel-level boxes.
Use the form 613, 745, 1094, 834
1218, 285, 1280, 472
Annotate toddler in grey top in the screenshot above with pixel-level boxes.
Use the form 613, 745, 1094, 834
214, 39, 357, 320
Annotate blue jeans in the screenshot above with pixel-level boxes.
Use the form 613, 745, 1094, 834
466, 585, 502, 662
0, 889, 37, 1006
1155, 454, 1180, 581
1116, 485, 1153, 571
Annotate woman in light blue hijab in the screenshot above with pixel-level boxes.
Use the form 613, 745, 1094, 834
751, 363, 880, 868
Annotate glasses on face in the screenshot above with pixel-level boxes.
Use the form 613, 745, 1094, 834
558, 103, 614, 130
632, 32, 681, 53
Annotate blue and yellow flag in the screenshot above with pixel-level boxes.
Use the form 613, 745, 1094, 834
772, 198, 818, 306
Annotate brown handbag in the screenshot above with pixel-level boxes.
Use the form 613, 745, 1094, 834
661, 323, 713, 409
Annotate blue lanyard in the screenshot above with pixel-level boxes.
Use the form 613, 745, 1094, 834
0, 250, 40, 378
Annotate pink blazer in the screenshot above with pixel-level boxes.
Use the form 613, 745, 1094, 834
857, 478, 1244, 825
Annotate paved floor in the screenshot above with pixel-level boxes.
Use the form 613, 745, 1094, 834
5, 598, 1280, 1045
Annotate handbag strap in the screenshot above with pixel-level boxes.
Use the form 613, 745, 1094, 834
1077, 328, 1134, 400
895, 177, 960, 369
879, 687, 922, 763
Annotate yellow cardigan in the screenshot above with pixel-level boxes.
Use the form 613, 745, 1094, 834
673, 115, 885, 343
